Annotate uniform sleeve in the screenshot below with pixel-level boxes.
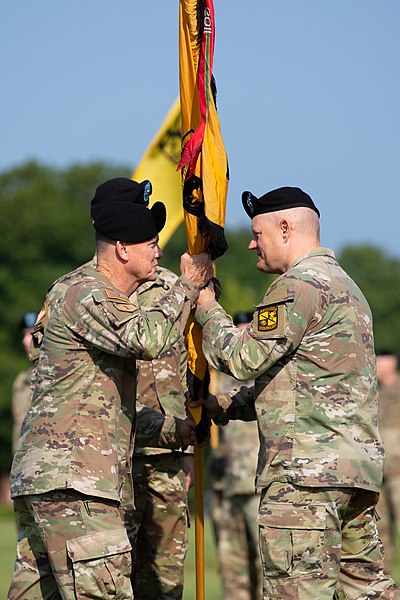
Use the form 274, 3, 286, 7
63, 276, 197, 360
135, 271, 189, 418
214, 384, 257, 424
196, 277, 319, 381
137, 343, 188, 416
135, 402, 183, 449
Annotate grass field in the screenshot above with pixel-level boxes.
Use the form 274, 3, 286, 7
0, 505, 222, 599
0, 506, 17, 598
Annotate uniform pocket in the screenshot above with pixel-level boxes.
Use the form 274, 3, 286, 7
67, 528, 132, 599
258, 501, 326, 577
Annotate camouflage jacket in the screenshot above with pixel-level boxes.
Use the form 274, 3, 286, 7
10, 265, 198, 502
378, 376, 400, 478
196, 247, 384, 492
31, 258, 189, 459
29, 258, 96, 379
132, 267, 189, 456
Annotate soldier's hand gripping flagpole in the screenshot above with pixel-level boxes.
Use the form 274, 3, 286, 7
177, 1, 229, 598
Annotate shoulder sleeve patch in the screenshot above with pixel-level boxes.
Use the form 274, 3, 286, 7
31, 302, 47, 352
103, 288, 137, 318
92, 288, 136, 313
252, 293, 294, 339
258, 305, 279, 332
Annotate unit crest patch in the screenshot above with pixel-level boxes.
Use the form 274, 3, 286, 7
257, 306, 278, 332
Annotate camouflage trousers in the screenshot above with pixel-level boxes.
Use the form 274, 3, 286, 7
212, 491, 262, 600
123, 452, 189, 600
259, 482, 400, 600
8, 490, 133, 600
376, 474, 400, 574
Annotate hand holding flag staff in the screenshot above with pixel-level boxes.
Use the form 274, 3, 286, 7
178, 1, 229, 597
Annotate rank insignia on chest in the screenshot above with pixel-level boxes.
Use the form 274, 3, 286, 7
258, 306, 278, 331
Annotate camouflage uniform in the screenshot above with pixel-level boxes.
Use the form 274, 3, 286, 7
11, 366, 32, 454
124, 267, 191, 600
377, 376, 400, 573
29, 258, 95, 366
210, 371, 262, 600
8, 264, 198, 600
196, 248, 400, 599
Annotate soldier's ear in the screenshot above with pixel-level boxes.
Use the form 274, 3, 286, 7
280, 219, 290, 243
115, 240, 129, 262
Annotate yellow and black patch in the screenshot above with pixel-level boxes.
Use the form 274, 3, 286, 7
257, 305, 278, 332
31, 302, 47, 355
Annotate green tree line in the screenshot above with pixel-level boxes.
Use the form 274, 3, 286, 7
1, 161, 399, 471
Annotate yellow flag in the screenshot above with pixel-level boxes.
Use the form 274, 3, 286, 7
178, 0, 229, 413
132, 98, 183, 249
178, 5, 229, 597
178, 0, 229, 260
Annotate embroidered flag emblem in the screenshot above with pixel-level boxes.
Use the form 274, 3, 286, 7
35, 303, 47, 325
105, 289, 129, 302
258, 306, 278, 331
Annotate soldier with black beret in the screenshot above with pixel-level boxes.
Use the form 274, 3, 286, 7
90, 177, 153, 219
193, 186, 400, 599
8, 178, 214, 600
242, 185, 320, 219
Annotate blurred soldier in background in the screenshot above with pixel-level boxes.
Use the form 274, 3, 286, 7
210, 311, 262, 600
376, 350, 400, 573
11, 311, 37, 453
127, 265, 193, 600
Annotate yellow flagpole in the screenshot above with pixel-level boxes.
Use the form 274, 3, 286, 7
178, 2, 229, 597
194, 446, 205, 599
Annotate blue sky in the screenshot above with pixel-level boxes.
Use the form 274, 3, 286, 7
2, 1, 400, 256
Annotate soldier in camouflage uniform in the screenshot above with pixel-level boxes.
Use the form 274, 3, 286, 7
8, 178, 213, 600
209, 312, 262, 600
376, 350, 400, 574
123, 265, 193, 599
27, 178, 196, 599
193, 186, 400, 599
28, 179, 155, 375
11, 311, 37, 453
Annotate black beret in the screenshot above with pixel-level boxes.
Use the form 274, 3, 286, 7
91, 177, 152, 220
242, 186, 320, 219
94, 201, 166, 243
20, 311, 37, 330
376, 349, 398, 358
233, 311, 253, 326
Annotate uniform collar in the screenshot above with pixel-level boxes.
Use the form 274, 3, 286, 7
136, 268, 163, 294
290, 247, 336, 269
